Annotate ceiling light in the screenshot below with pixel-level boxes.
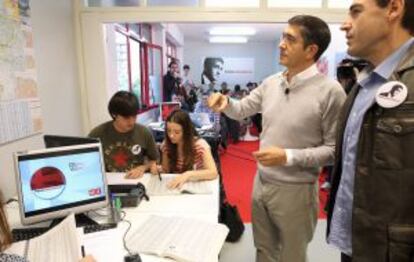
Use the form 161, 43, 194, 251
209, 27, 256, 36
209, 36, 248, 43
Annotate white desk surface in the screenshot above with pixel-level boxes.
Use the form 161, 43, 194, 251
6, 173, 220, 262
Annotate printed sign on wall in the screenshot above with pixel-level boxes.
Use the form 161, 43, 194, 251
201, 57, 255, 86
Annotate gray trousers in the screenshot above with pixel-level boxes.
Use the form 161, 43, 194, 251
252, 175, 318, 262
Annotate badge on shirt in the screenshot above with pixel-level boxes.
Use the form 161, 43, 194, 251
375, 81, 408, 108
131, 144, 141, 155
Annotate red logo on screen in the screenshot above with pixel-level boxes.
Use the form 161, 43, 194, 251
30, 166, 66, 200
31, 167, 66, 190
88, 187, 101, 196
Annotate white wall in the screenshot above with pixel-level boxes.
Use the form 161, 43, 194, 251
183, 40, 281, 89
325, 24, 348, 78
0, 0, 81, 199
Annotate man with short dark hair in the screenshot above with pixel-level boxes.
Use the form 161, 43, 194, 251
327, 0, 414, 261
163, 61, 179, 102
89, 91, 158, 179
208, 15, 346, 262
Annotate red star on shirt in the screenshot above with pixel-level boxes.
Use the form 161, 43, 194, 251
111, 150, 129, 167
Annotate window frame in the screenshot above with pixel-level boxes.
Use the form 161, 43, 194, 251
113, 23, 162, 112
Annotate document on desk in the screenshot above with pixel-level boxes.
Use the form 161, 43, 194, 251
26, 214, 81, 262
106, 172, 150, 185
3, 240, 26, 257
146, 175, 212, 195
80, 227, 125, 262
127, 215, 229, 262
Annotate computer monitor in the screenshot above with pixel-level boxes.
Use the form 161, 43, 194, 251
160, 102, 181, 122
14, 143, 108, 225
44, 135, 99, 148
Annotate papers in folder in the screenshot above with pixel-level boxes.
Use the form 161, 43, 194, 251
13, 214, 81, 262
127, 215, 229, 262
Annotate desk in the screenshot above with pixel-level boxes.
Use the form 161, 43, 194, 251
5, 173, 221, 262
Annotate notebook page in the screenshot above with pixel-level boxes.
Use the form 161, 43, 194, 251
126, 216, 178, 256
146, 176, 181, 195
146, 175, 212, 195
106, 172, 150, 185
127, 215, 228, 262
181, 181, 212, 194
165, 218, 228, 262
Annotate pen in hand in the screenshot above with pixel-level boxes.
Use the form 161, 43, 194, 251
81, 245, 85, 258
158, 172, 162, 181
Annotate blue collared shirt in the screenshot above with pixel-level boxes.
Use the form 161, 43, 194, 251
328, 38, 414, 255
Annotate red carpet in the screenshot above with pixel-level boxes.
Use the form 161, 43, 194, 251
220, 141, 328, 223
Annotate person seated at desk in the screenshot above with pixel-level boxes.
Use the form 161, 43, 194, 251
89, 91, 158, 179
0, 192, 95, 262
161, 110, 218, 189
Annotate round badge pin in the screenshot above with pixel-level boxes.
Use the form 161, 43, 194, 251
131, 144, 142, 155
375, 81, 408, 108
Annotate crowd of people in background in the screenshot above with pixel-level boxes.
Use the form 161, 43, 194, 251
162, 60, 263, 148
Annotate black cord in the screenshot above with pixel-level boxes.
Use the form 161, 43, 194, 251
119, 210, 134, 255
89, 207, 134, 255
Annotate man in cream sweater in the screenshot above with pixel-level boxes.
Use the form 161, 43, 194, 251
208, 15, 346, 262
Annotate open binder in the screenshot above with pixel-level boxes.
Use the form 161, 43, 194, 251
127, 215, 229, 262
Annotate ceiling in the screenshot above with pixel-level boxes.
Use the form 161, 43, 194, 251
175, 23, 286, 43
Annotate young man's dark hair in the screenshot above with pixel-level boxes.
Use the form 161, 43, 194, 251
108, 91, 139, 119
183, 64, 190, 70
168, 60, 178, 69
375, 0, 414, 35
288, 15, 331, 61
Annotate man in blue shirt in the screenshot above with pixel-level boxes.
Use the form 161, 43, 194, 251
327, 0, 414, 261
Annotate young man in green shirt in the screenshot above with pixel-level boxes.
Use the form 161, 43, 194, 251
89, 91, 158, 178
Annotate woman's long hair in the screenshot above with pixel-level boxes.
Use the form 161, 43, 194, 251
0, 191, 12, 252
164, 110, 198, 173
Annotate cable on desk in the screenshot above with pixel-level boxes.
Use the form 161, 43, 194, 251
119, 210, 134, 255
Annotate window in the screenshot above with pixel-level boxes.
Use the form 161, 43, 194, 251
268, 0, 321, 8
115, 31, 129, 91
111, 23, 163, 109
129, 39, 141, 100
147, 0, 199, 6
86, 0, 141, 7
166, 39, 178, 66
147, 45, 163, 105
205, 0, 259, 7
328, 0, 351, 8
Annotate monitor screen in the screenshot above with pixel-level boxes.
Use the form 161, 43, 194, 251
160, 102, 181, 122
44, 135, 99, 148
14, 143, 108, 225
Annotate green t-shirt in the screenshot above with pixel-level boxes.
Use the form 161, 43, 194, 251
89, 121, 158, 172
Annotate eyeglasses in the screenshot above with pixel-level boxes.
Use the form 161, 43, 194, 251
280, 33, 298, 45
